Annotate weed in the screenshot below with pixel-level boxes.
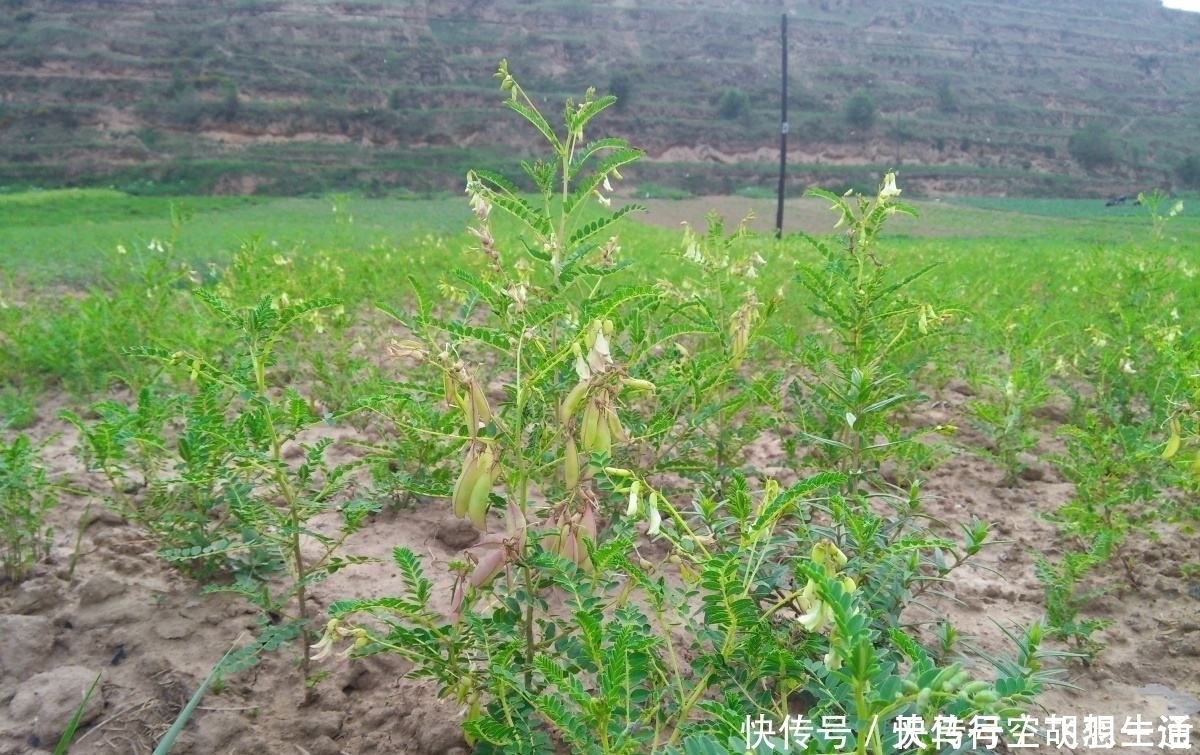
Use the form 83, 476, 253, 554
1050, 412, 1161, 589
1139, 189, 1185, 244
52, 672, 102, 755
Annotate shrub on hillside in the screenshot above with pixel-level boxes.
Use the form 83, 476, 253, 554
608, 71, 633, 111
1177, 154, 1200, 189
935, 76, 958, 113
716, 87, 749, 120
1067, 124, 1120, 171
842, 89, 876, 131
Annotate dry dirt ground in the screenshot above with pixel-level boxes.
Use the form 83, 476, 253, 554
2, 205, 1198, 754
3, 382, 1198, 755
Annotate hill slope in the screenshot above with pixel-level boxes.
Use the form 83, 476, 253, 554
1, 0, 1199, 196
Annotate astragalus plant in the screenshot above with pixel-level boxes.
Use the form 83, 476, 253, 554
68, 289, 375, 698
317, 63, 1063, 755
0, 433, 59, 584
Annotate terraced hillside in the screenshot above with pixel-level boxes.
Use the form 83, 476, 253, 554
1, 0, 1199, 195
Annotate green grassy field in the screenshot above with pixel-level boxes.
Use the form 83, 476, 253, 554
1, 184, 1199, 752
1, 188, 1195, 388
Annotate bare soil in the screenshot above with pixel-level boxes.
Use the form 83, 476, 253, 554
3, 373, 1198, 755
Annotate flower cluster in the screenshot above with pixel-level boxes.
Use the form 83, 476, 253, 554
795, 540, 858, 670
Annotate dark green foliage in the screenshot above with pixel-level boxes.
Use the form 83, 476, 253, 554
1067, 123, 1120, 170
935, 76, 958, 113
1177, 154, 1200, 189
716, 88, 749, 121
842, 90, 876, 131
607, 70, 633, 111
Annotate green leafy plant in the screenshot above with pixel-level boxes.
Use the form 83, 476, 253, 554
364, 389, 461, 510
15, 209, 206, 394
0, 386, 37, 430
69, 289, 376, 696
311, 64, 1059, 755
1050, 411, 1162, 589
1138, 189, 1185, 243
0, 433, 59, 584
633, 212, 781, 497
791, 174, 952, 494
64, 386, 201, 566
1033, 546, 1112, 663
964, 315, 1060, 485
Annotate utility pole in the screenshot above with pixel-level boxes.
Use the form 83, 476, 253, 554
775, 13, 788, 239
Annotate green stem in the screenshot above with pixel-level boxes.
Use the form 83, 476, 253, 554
513, 331, 528, 515
665, 668, 717, 748
762, 584, 806, 620
253, 340, 313, 700
853, 677, 871, 755
523, 561, 536, 689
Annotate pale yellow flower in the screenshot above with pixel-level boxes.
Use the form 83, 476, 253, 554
879, 172, 901, 199
646, 498, 662, 536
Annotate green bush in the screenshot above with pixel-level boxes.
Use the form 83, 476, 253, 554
842, 90, 877, 131
607, 71, 633, 111
1067, 124, 1120, 171
935, 76, 958, 113
716, 87, 750, 120
1177, 154, 1200, 189
0, 434, 56, 584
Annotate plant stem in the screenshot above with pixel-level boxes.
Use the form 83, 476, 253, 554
253, 342, 313, 701
523, 561, 536, 689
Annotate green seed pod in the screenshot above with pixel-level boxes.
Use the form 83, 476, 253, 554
592, 409, 612, 455
916, 687, 931, 710
560, 379, 591, 424
622, 377, 656, 393
580, 401, 601, 452
927, 664, 961, 695
959, 680, 991, 698
943, 669, 971, 693
606, 407, 626, 443
466, 470, 491, 530
564, 438, 580, 490
452, 447, 482, 518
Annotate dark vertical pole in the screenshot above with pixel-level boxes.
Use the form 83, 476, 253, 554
775, 13, 788, 238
